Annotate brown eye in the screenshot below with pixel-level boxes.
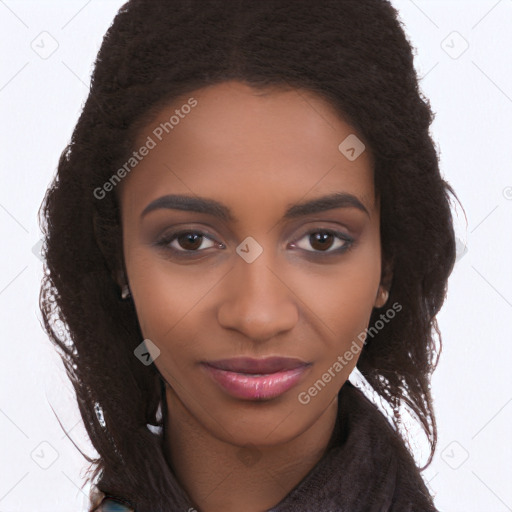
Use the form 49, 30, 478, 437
176, 232, 206, 251
309, 232, 335, 251
291, 229, 354, 254
156, 230, 219, 253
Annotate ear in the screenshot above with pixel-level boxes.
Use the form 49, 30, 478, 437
113, 268, 127, 289
112, 269, 126, 288
93, 207, 127, 290
374, 256, 393, 309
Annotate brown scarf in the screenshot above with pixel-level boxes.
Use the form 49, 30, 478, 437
92, 380, 438, 512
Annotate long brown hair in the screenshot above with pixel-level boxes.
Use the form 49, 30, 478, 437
38, 0, 458, 509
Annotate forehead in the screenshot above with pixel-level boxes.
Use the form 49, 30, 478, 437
119, 80, 375, 217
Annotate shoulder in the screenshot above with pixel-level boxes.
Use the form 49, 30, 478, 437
342, 382, 439, 511
89, 487, 135, 512
94, 497, 135, 511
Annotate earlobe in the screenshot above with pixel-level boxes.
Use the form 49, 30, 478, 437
374, 257, 393, 308
374, 287, 389, 308
114, 269, 131, 299
114, 269, 126, 288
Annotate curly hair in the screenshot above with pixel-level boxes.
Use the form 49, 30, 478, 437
38, 0, 458, 509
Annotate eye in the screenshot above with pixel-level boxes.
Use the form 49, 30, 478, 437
290, 229, 354, 254
155, 230, 222, 254
154, 227, 354, 257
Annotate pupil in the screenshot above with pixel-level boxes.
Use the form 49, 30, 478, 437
311, 232, 333, 251
180, 233, 202, 250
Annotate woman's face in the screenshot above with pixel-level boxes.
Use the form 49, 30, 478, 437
119, 80, 385, 447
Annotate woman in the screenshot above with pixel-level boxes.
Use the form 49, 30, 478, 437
39, 0, 458, 510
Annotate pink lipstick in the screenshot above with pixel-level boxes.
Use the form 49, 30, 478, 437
201, 357, 312, 400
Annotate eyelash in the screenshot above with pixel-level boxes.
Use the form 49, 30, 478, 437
154, 228, 355, 257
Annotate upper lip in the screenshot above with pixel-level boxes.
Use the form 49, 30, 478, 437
203, 357, 310, 374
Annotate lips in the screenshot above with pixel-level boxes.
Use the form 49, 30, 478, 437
204, 356, 308, 374
201, 357, 312, 400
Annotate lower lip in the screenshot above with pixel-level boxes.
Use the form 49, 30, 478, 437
201, 363, 311, 400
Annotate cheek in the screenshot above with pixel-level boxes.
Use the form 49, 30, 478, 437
297, 270, 377, 378
124, 250, 227, 389
330, 268, 380, 344
289, 250, 381, 346
124, 246, 219, 338
294, 267, 379, 406
286, 245, 381, 397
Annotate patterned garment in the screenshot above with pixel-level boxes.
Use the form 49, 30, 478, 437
91, 493, 134, 511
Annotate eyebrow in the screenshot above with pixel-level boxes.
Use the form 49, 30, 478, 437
140, 191, 370, 222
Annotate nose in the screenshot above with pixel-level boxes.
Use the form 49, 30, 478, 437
217, 253, 299, 343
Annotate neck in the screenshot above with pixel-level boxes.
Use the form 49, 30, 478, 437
162, 384, 339, 512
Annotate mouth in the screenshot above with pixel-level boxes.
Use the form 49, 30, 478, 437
201, 357, 312, 401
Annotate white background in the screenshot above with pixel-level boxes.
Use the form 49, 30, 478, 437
1, 1, 511, 510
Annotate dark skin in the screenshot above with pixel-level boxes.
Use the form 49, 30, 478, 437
118, 80, 390, 512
